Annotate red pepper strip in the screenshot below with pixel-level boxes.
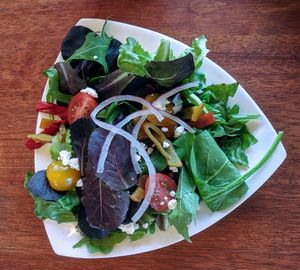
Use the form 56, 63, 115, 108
189, 112, 216, 129
36, 101, 68, 120
25, 119, 67, 150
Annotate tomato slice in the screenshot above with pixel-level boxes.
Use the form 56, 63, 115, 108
190, 112, 216, 128
145, 173, 177, 212
67, 93, 98, 124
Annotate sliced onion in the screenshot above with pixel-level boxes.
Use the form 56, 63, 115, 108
97, 110, 151, 174
159, 111, 195, 133
90, 114, 156, 223
130, 115, 148, 173
90, 94, 164, 122
153, 81, 200, 108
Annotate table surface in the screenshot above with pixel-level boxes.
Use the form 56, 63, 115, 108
1, 0, 299, 269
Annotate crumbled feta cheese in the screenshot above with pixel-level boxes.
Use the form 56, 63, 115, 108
69, 158, 80, 171
80, 87, 98, 99
160, 201, 165, 206
162, 141, 170, 148
147, 147, 153, 155
169, 166, 178, 173
142, 223, 149, 229
76, 179, 83, 187
161, 127, 168, 133
174, 126, 186, 138
135, 154, 141, 162
154, 100, 170, 111
58, 150, 80, 171
163, 196, 168, 201
140, 142, 147, 149
93, 55, 98, 60
118, 222, 139, 235
169, 190, 176, 197
59, 150, 72, 166
168, 199, 177, 210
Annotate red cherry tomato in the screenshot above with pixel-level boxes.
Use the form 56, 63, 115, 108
67, 93, 98, 124
191, 112, 216, 128
145, 173, 177, 212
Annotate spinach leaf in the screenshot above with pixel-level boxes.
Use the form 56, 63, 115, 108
190, 130, 249, 211
194, 132, 283, 211
54, 62, 87, 95
168, 166, 199, 242
67, 32, 112, 74
144, 53, 195, 88
117, 37, 153, 76
44, 68, 72, 104
61, 25, 93, 60
73, 230, 126, 254
154, 39, 175, 61
140, 149, 168, 174
219, 137, 249, 167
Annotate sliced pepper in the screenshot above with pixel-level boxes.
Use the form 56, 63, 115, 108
190, 112, 216, 128
143, 123, 182, 168
182, 104, 204, 121
36, 101, 68, 120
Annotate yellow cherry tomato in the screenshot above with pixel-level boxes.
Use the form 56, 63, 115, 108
46, 161, 81, 191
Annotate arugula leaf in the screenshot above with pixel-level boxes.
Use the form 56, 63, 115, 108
67, 32, 112, 74
44, 68, 72, 104
194, 132, 283, 211
240, 126, 258, 150
65, 129, 73, 152
73, 231, 126, 254
154, 39, 175, 61
185, 35, 209, 70
168, 166, 199, 242
117, 37, 153, 76
201, 82, 239, 104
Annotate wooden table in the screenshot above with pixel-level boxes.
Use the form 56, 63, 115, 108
1, 1, 299, 269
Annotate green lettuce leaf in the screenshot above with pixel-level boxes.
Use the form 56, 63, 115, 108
73, 230, 126, 254
117, 37, 153, 76
168, 166, 199, 242
44, 68, 72, 104
154, 39, 175, 61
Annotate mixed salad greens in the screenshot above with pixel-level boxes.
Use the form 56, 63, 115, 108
24, 22, 283, 254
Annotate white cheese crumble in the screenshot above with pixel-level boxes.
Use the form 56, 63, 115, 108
154, 99, 170, 111
169, 190, 176, 197
76, 179, 83, 187
58, 150, 80, 171
162, 141, 170, 148
161, 127, 168, 133
93, 55, 98, 60
142, 223, 149, 229
135, 153, 141, 162
80, 87, 98, 99
147, 147, 154, 155
160, 201, 165, 206
118, 222, 139, 235
174, 126, 186, 138
168, 199, 177, 210
169, 166, 178, 173
59, 150, 72, 166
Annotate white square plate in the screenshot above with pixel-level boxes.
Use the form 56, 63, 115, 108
34, 18, 286, 258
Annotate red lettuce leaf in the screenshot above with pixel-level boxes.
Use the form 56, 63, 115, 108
88, 128, 138, 191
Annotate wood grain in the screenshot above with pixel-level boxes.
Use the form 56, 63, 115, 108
0, 0, 299, 269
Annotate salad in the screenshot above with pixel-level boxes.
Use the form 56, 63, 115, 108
24, 21, 283, 254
